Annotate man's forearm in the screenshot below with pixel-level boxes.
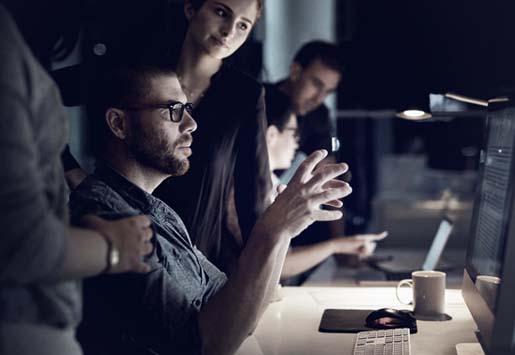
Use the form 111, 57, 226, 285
198, 230, 289, 355
258, 239, 289, 317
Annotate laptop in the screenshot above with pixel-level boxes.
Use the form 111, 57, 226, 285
371, 216, 454, 280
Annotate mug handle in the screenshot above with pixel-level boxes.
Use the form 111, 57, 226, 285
396, 279, 413, 305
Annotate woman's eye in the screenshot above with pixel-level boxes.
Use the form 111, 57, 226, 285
238, 22, 248, 31
214, 8, 227, 18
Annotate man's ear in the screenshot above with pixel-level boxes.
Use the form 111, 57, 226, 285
105, 108, 130, 140
184, 0, 196, 21
290, 62, 303, 82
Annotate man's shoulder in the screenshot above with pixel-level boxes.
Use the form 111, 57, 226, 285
304, 103, 330, 121
69, 175, 139, 224
71, 175, 114, 204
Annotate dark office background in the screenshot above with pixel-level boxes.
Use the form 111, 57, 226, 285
331, 0, 515, 233
59, 0, 515, 235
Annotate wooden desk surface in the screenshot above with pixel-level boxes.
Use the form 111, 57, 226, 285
236, 286, 478, 355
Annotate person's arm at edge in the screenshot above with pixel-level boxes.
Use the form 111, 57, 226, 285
0, 18, 152, 285
56, 216, 154, 282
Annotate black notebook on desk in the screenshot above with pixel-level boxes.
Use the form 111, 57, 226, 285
319, 309, 375, 333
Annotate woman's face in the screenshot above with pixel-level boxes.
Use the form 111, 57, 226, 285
186, 0, 258, 59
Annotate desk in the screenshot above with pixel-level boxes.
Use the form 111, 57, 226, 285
236, 286, 478, 355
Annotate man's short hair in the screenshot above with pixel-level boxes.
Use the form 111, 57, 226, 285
87, 59, 177, 153
293, 40, 344, 74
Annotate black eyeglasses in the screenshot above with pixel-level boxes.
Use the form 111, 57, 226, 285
119, 101, 194, 122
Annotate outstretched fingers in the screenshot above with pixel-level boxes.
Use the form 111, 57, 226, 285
311, 182, 352, 207
320, 180, 349, 208
290, 150, 328, 184
305, 163, 349, 191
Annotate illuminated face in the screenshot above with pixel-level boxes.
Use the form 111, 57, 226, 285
185, 0, 258, 60
267, 113, 299, 171
289, 58, 341, 115
126, 75, 197, 176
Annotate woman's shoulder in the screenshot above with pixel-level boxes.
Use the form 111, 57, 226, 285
217, 64, 263, 97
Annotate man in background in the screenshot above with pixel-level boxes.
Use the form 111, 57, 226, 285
264, 40, 343, 180
264, 41, 349, 277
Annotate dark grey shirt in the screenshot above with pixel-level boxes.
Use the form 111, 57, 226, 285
69, 162, 227, 355
0, 3, 81, 331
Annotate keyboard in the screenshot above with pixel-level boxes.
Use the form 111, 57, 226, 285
353, 328, 411, 355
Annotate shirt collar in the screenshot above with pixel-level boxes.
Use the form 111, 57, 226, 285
93, 160, 157, 213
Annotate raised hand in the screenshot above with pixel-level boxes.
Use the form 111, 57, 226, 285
257, 150, 352, 240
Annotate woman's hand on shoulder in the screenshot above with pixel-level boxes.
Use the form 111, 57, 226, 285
81, 214, 154, 274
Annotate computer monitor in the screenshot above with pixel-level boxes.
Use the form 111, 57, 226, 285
462, 99, 515, 355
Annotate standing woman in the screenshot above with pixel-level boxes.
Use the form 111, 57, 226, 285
0, 1, 153, 354
154, 0, 271, 272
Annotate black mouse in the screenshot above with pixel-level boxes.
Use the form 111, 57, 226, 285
365, 308, 417, 332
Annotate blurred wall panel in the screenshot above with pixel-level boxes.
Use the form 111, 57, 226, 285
262, 0, 336, 82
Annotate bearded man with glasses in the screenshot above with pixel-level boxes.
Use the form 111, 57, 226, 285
70, 62, 351, 355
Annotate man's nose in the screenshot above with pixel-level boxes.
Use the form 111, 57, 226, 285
181, 111, 197, 133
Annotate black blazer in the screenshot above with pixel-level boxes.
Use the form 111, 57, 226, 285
154, 64, 271, 270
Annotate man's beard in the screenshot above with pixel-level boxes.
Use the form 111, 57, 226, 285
127, 122, 190, 177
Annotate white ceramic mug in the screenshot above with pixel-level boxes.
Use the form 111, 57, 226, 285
396, 270, 446, 317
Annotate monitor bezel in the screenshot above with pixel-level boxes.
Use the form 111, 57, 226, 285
462, 99, 515, 354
